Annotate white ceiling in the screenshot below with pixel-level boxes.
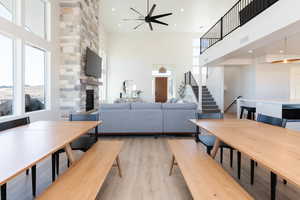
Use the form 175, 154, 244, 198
100, 0, 237, 33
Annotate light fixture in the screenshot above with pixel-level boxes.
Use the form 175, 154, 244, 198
248, 50, 253, 54
112, 8, 116, 12
180, 8, 184, 12
271, 37, 300, 64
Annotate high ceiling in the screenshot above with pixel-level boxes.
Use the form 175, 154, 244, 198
100, 0, 237, 33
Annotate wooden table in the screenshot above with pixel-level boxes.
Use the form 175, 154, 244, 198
190, 118, 300, 200
0, 120, 101, 197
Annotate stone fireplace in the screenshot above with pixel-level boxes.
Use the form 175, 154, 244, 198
59, 0, 101, 119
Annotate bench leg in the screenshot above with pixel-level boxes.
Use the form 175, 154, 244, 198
169, 155, 176, 176
65, 143, 76, 165
116, 155, 122, 178
211, 138, 221, 159
1, 183, 7, 200
26, 169, 29, 175
271, 172, 277, 200
32, 165, 36, 197
283, 179, 287, 185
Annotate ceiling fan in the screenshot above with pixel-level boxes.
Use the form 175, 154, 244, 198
123, 0, 173, 31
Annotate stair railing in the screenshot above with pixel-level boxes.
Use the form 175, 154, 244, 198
184, 71, 199, 101
224, 96, 243, 113
200, 0, 279, 54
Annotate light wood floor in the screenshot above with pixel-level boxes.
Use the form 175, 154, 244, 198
4, 137, 300, 200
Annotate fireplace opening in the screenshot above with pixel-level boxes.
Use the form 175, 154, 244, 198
86, 90, 94, 111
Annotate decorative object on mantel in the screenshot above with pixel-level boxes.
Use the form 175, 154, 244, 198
114, 97, 144, 103
80, 78, 103, 86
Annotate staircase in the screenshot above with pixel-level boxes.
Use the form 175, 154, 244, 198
202, 86, 221, 113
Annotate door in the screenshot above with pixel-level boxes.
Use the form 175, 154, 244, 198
155, 77, 168, 102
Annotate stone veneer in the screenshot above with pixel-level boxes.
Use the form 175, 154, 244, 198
60, 0, 100, 119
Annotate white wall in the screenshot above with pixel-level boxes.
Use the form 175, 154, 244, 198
222, 63, 299, 114
107, 32, 202, 103
255, 64, 292, 99
224, 65, 256, 113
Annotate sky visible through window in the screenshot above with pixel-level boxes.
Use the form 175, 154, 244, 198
0, 34, 13, 87
0, 0, 12, 21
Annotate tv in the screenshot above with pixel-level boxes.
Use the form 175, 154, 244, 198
85, 47, 102, 78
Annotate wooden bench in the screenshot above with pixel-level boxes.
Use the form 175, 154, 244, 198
168, 140, 253, 200
37, 141, 123, 200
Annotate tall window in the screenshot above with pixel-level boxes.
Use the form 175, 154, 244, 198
25, 45, 46, 113
25, 0, 47, 38
0, 34, 13, 117
0, 0, 13, 21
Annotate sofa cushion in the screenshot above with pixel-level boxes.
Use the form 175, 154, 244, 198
162, 103, 198, 110
131, 103, 162, 110
100, 103, 131, 110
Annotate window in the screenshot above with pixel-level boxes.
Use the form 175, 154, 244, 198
0, 0, 13, 21
25, 0, 47, 38
0, 34, 13, 117
25, 45, 46, 112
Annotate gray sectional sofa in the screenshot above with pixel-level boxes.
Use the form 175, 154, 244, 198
99, 103, 198, 134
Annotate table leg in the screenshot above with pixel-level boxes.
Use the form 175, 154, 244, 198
32, 165, 36, 197
211, 138, 221, 159
1, 183, 6, 200
51, 153, 56, 182
64, 143, 76, 165
271, 172, 277, 200
195, 126, 200, 142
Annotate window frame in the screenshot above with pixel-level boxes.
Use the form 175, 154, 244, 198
0, 0, 52, 120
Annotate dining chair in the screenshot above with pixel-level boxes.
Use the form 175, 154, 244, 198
195, 113, 235, 167
0, 117, 39, 197
240, 113, 287, 185
54, 113, 99, 175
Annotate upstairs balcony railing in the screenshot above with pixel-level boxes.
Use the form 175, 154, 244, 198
200, 0, 279, 54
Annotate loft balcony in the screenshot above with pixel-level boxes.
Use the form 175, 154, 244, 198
200, 0, 279, 54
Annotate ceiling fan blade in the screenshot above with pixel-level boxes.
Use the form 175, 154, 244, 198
147, 4, 156, 17
148, 22, 153, 31
134, 22, 145, 30
130, 8, 144, 17
150, 13, 173, 20
151, 19, 168, 26
122, 18, 145, 21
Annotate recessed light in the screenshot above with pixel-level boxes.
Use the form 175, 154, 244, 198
279, 50, 284, 53
174, 24, 177, 27
248, 50, 253, 53
112, 8, 116, 12
199, 26, 204, 29
180, 8, 184, 12
118, 24, 121, 27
